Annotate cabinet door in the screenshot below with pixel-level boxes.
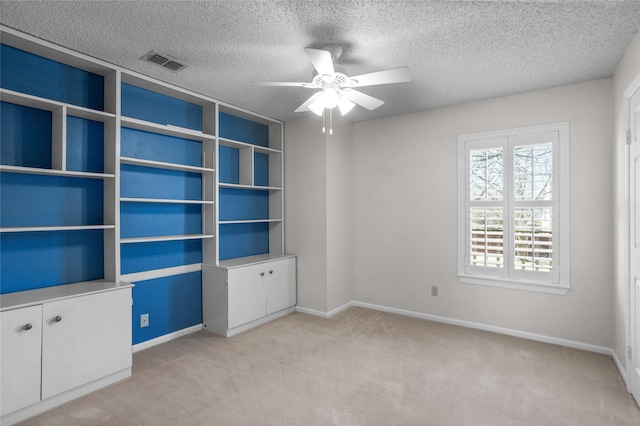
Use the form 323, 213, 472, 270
266, 258, 296, 315
228, 264, 267, 329
1, 305, 42, 416
41, 289, 132, 399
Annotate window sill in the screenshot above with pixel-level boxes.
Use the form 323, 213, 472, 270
458, 274, 570, 295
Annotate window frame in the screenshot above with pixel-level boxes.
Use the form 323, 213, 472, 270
457, 122, 570, 295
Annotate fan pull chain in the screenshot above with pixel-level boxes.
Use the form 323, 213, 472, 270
322, 108, 326, 134
329, 108, 333, 135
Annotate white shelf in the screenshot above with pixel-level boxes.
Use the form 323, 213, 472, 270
120, 157, 214, 174
214, 253, 296, 269
120, 197, 214, 205
0, 280, 133, 311
121, 116, 216, 141
219, 219, 282, 225
0, 165, 115, 179
0, 88, 115, 122
218, 182, 282, 191
0, 225, 115, 233
120, 234, 214, 244
219, 137, 281, 154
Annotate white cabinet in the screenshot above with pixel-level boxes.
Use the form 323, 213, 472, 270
0, 281, 132, 425
203, 255, 296, 336
41, 290, 132, 399
1, 305, 42, 417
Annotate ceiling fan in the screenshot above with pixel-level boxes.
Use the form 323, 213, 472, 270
255, 44, 411, 128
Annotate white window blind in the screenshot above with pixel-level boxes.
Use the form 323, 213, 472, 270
458, 123, 570, 294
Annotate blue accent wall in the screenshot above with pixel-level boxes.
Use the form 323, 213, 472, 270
1, 230, 104, 294
131, 271, 202, 345
1, 102, 52, 168
254, 152, 269, 187
120, 203, 202, 239
120, 240, 202, 275
1, 44, 104, 111
1, 173, 103, 227
121, 83, 202, 131
219, 188, 269, 221
219, 112, 269, 147
120, 164, 202, 200
219, 223, 269, 260
218, 146, 239, 184
121, 127, 202, 167
66, 117, 104, 173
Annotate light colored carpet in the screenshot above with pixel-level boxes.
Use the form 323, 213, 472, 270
19, 307, 640, 425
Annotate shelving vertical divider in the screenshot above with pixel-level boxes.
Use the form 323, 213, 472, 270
270, 123, 284, 256
105, 69, 121, 281
203, 102, 218, 266
51, 106, 65, 171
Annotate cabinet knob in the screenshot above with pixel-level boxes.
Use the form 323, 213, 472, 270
54, 315, 62, 323
23, 323, 33, 331
260, 272, 265, 277
269, 270, 274, 274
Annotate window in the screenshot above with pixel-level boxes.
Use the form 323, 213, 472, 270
458, 123, 570, 294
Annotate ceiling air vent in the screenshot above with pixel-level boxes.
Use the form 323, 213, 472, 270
141, 51, 188, 72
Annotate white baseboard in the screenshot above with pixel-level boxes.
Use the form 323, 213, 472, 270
353, 300, 614, 355
297, 300, 627, 381
610, 348, 628, 386
132, 324, 203, 353
1, 368, 131, 426
296, 301, 353, 318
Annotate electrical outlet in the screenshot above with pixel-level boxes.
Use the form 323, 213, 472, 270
431, 286, 439, 297
140, 313, 149, 328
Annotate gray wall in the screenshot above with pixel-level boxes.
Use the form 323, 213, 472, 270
284, 42, 640, 350
352, 79, 614, 347
613, 29, 640, 370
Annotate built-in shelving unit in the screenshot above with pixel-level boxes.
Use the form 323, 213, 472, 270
0, 25, 289, 350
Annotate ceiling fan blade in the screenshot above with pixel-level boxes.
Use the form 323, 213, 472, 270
343, 89, 385, 110
294, 92, 321, 112
349, 66, 411, 87
305, 48, 334, 76
254, 81, 314, 87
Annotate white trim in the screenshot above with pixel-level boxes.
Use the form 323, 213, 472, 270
612, 348, 628, 386
295, 301, 354, 318
224, 307, 295, 337
352, 300, 612, 355
458, 274, 570, 295
120, 263, 202, 283
132, 324, 202, 353
1, 368, 130, 426
458, 122, 570, 293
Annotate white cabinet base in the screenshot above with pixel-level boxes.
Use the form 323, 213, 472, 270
1, 368, 131, 426
210, 306, 296, 338
203, 254, 296, 337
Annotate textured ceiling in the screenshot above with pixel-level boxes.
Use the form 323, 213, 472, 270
2, 1, 640, 123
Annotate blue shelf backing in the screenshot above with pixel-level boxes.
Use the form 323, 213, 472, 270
219, 112, 268, 147
1, 172, 103, 227
1, 102, 52, 168
121, 83, 202, 131
219, 222, 269, 260
131, 271, 202, 345
120, 203, 202, 238
219, 187, 269, 221
0, 230, 104, 294
1, 44, 104, 111
120, 240, 202, 275
120, 164, 202, 200
254, 152, 269, 186
121, 127, 203, 168
66, 116, 105, 173
218, 146, 239, 184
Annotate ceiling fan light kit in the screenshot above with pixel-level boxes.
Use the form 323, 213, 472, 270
255, 45, 412, 134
